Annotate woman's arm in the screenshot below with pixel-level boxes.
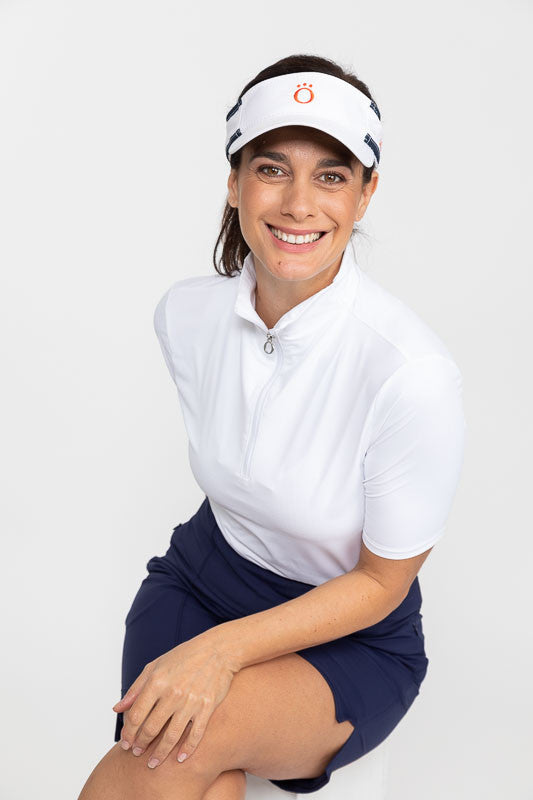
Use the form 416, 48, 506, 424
204, 543, 431, 670
113, 543, 431, 766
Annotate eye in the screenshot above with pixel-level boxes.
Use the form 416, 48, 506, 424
320, 172, 345, 184
258, 165, 285, 178
256, 165, 346, 184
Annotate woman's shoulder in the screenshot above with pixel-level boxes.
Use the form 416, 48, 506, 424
165, 271, 235, 304
350, 266, 459, 367
154, 271, 237, 336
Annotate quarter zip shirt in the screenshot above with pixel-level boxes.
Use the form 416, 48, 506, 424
154, 241, 466, 585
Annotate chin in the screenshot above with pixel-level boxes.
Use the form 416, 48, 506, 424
262, 254, 325, 282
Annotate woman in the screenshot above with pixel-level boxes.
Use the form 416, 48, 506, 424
78, 54, 466, 800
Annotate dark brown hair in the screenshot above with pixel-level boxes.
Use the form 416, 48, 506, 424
212, 54, 379, 277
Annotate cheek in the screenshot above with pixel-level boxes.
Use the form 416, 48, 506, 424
239, 185, 281, 227
323, 191, 359, 224
254, 183, 279, 208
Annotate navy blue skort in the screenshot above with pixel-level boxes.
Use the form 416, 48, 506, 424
114, 496, 428, 794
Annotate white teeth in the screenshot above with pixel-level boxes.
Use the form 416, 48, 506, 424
269, 225, 322, 244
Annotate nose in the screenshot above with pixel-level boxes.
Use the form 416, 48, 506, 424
278, 173, 320, 223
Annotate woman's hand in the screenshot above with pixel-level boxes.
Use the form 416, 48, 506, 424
112, 633, 240, 768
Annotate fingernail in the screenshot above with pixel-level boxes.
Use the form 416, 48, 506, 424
132, 746, 144, 756
148, 758, 159, 769
120, 740, 130, 750
178, 752, 187, 762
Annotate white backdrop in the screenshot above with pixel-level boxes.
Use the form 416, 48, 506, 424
1, 1, 531, 798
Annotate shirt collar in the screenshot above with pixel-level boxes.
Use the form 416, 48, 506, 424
233, 238, 360, 345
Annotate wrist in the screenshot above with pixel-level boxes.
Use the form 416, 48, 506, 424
199, 620, 244, 674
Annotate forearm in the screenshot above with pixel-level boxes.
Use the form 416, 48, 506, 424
205, 567, 407, 671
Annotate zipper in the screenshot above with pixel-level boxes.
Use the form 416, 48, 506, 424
240, 329, 284, 480
264, 332, 274, 354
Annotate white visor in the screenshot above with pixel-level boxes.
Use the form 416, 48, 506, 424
225, 71, 383, 169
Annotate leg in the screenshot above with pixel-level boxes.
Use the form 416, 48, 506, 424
78, 737, 246, 800
78, 651, 354, 799
203, 769, 247, 800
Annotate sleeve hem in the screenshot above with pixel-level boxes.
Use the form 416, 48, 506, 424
361, 526, 446, 559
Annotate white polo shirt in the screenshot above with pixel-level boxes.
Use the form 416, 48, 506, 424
154, 240, 466, 585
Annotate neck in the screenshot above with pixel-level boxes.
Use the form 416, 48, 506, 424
253, 252, 343, 331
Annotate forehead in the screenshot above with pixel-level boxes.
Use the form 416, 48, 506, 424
245, 125, 356, 163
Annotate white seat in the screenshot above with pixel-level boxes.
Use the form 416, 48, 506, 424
244, 736, 390, 799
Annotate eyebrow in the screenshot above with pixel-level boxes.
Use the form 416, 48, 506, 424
248, 150, 354, 173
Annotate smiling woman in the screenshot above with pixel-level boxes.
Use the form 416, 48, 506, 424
224, 123, 378, 311
214, 56, 380, 281
78, 54, 466, 800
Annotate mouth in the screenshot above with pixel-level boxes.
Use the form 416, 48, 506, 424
265, 222, 330, 252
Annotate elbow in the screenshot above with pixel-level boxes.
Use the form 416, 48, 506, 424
353, 565, 410, 610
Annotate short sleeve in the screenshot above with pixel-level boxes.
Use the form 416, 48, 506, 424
153, 286, 178, 387
361, 355, 467, 559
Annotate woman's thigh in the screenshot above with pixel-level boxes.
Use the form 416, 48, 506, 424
112, 649, 355, 788
113, 570, 355, 788
113, 505, 425, 794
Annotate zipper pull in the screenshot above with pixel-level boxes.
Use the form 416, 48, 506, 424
264, 332, 275, 354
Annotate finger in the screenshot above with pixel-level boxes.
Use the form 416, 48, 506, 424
113, 681, 145, 711
112, 693, 135, 712
131, 696, 176, 754
121, 681, 161, 750
146, 718, 193, 769
176, 700, 212, 764
113, 664, 152, 713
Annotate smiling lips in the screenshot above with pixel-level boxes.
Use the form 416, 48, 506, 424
266, 223, 329, 252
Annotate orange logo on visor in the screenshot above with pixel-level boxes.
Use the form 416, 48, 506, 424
293, 83, 314, 103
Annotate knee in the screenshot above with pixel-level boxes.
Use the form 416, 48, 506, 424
203, 769, 247, 800
109, 739, 218, 797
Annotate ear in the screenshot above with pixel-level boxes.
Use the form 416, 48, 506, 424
227, 168, 239, 209
355, 170, 379, 222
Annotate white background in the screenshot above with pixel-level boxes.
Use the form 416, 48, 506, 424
1, 1, 531, 798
